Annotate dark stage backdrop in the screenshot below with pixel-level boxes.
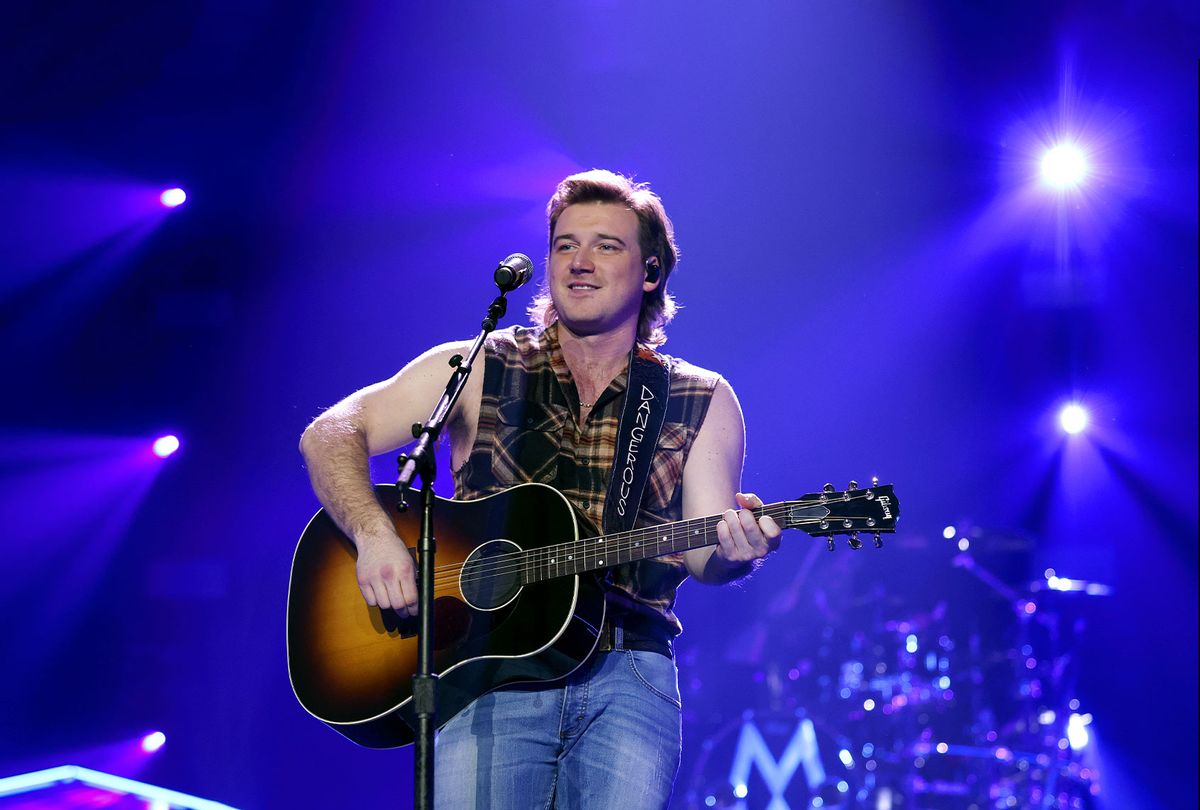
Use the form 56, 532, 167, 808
1, 2, 1196, 808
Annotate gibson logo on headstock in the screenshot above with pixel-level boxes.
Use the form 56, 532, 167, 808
877, 495, 893, 520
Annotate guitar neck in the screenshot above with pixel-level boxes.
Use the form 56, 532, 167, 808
512, 483, 897, 585
520, 503, 789, 584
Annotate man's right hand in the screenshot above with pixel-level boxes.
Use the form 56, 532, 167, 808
299, 340, 481, 620
354, 533, 419, 617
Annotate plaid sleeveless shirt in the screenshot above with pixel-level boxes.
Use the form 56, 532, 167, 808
452, 323, 720, 639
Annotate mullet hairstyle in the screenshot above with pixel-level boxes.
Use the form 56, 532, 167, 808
527, 169, 680, 347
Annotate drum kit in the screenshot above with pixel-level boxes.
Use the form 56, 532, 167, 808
676, 536, 1108, 810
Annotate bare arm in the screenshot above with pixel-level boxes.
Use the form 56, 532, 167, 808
298, 340, 482, 615
681, 378, 781, 584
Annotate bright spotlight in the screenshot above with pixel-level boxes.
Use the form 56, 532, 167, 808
1041, 144, 1087, 189
942, 525, 956, 540
1059, 403, 1089, 435
159, 188, 187, 208
140, 731, 167, 753
152, 435, 180, 458
1067, 713, 1091, 750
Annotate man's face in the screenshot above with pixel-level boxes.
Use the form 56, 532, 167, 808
548, 202, 657, 339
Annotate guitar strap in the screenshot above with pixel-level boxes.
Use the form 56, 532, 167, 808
602, 344, 672, 535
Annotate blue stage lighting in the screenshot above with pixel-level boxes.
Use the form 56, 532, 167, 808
0, 766, 237, 809
1058, 403, 1089, 434
1067, 712, 1092, 750
152, 435, 181, 458
1041, 144, 1088, 189
160, 187, 187, 208
141, 731, 166, 753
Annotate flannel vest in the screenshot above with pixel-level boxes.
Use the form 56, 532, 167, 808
452, 323, 720, 639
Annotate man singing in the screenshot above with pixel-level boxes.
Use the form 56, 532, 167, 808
299, 168, 781, 807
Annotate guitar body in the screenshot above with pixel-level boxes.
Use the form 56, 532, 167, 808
287, 482, 605, 748
288, 477, 900, 749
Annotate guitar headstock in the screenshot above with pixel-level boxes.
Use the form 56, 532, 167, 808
781, 479, 900, 550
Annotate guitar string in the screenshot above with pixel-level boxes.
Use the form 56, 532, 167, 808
426, 513, 891, 595
418, 493, 890, 590
426, 504, 793, 588
459, 488, 890, 584
426, 494, 890, 588
434, 519, 888, 590
425, 503, 800, 588
421, 515, 891, 600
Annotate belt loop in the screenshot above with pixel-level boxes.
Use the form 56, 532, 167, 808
613, 623, 624, 650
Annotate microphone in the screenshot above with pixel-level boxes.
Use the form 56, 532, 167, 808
494, 253, 534, 292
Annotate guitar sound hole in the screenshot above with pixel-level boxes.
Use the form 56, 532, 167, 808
460, 539, 524, 611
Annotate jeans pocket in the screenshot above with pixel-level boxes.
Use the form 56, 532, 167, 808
624, 649, 682, 709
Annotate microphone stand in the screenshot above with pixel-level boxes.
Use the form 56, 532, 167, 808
397, 289, 512, 810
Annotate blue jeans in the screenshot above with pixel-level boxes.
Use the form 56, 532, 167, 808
434, 649, 682, 809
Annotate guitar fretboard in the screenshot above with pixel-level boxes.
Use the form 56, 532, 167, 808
515, 503, 791, 584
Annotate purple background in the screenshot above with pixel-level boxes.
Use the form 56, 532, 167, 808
2, 2, 1196, 808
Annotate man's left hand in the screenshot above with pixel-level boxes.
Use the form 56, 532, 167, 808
714, 491, 782, 564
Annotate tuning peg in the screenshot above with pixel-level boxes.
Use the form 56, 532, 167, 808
823, 483, 835, 493
871, 475, 879, 487
848, 480, 858, 490
848, 532, 863, 550
873, 533, 884, 549
826, 536, 835, 552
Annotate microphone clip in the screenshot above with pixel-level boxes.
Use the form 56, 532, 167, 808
481, 293, 509, 331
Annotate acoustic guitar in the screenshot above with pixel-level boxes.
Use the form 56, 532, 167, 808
287, 480, 899, 747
